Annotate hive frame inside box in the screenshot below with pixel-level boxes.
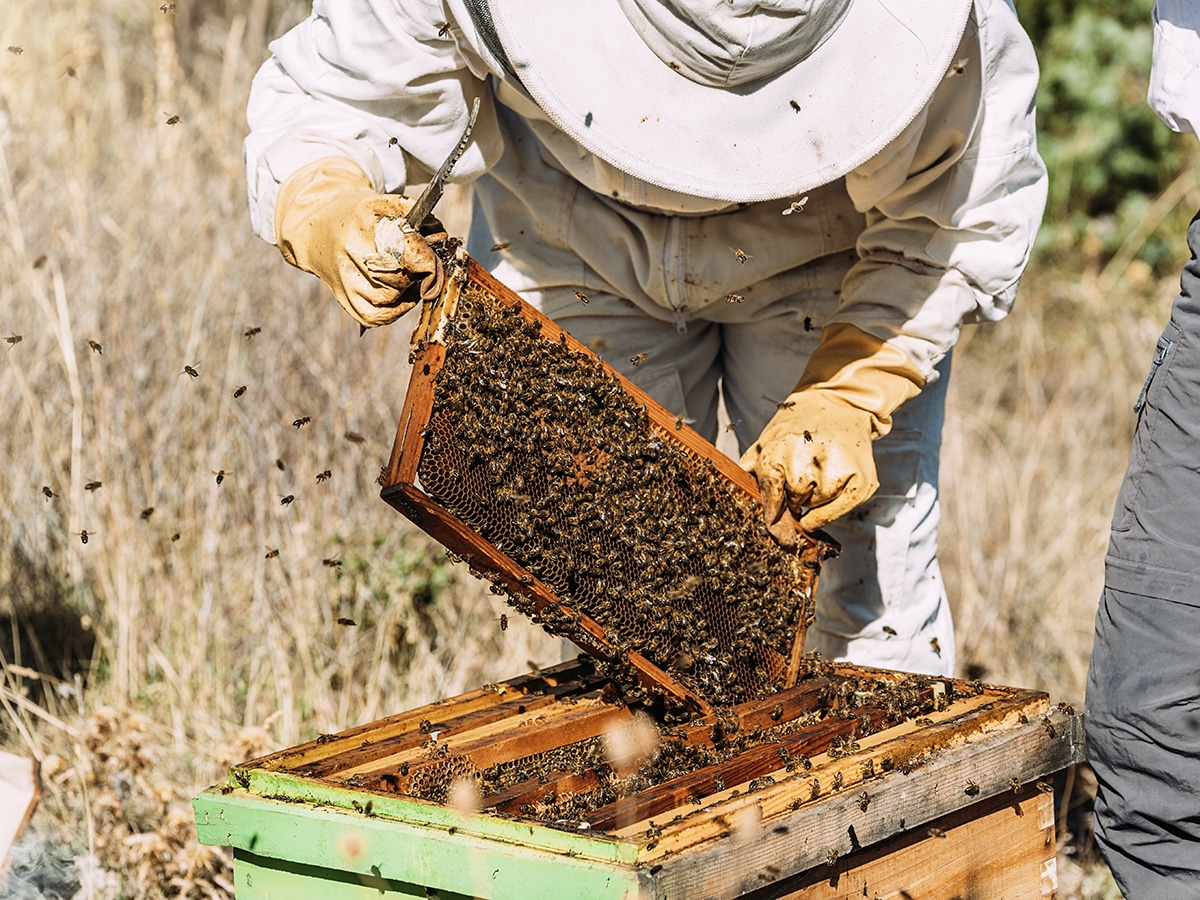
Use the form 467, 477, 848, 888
378, 250, 837, 715
195, 658, 1084, 899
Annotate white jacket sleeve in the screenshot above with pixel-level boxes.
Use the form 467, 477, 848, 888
243, 0, 503, 244
1149, 0, 1200, 135
836, 0, 1047, 380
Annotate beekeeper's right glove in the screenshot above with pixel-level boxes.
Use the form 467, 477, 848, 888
274, 157, 447, 328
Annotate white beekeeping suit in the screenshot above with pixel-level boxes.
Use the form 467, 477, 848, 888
244, 0, 1047, 676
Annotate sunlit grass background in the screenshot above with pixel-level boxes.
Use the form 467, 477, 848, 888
2, 0, 1195, 896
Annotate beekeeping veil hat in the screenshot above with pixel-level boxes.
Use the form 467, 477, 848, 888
473, 0, 974, 202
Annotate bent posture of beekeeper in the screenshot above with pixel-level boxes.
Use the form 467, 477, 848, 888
244, 0, 1046, 676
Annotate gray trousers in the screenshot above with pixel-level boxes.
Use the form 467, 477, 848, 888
1086, 211, 1200, 897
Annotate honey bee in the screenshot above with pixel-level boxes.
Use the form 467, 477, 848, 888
74, 530, 93, 544
41, 486, 55, 500
280, 494, 295, 506
499, 614, 508, 631
387, 136, 399, 148
437, 21, 452, 37
337, 617, 356, 626
775, 399, 796, 410
87, 339, 102, 354
930, 637, 941, 657
882, 625, 897, 636
293, 416, 311, 429
574, 291, 590, 304
65, 66, 77, 78
265, 547, 280, 559
233, 385, 247, 398
164, 112, 181, 125
344, 431, 366, 444
315, 469, 332, 483
170, 532, 181, 542
5, 334, 22, 348
781, 197, 809, 215
731, 247, 750, 264
490, 241, 511, 252
1010, 778, 1023, 794
1035, 781, 1053, 794
726, 293, 745, 304
789, 99, 800, 112
84, 481, 102, 491
1041, 716, 1057, 738
244, 326, 261, 339
927, 827, 947, 839
32, 255, 46, 269
1057, 701, 1076, 717
276, 458, 286, 471
964, 780, 980, 796
724, 420, 739, 433
945, 57, 969, 78
160, 3, 176, 12
7, 46, 23, 55
322, 557, 342, 568
825, 849, 838, 867
630, 353, 648, 367
181, 363, 199, 377
803, 315, 814, 331
858, 791, 870, 811
140, 507, 155, 520
674, 414, 695, 431
212, 470, 227, 485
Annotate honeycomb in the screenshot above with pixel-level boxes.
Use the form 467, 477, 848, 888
400, 269, 834, 709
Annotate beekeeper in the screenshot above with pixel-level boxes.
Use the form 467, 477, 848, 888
244, 0, 1046, 676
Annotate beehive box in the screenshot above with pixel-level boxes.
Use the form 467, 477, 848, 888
194, 657, 1083, 899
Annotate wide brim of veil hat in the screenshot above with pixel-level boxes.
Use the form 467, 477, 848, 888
485, 0, 974, 202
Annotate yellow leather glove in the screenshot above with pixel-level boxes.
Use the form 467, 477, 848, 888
274, 157, 448, 328
739, 324, 926, 546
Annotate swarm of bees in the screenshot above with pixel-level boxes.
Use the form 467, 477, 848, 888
412, 286, 827, 709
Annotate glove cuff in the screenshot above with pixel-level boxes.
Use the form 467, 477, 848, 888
793, 323, 926, 439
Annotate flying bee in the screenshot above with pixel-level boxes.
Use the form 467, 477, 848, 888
5, 334, 22, 348
344, 431, 365, 444
65, 66, 77, 78
490, 241, 511, 252
280, 494, 295, 506
87, 340, 102, 354
170, 532, 181, 542
945, 57, 969, 78
265, 547, 279, 559
275, 458, 286, 471
315, 469, 332, 483
337, 617, 356, 626
293, 416, 311, 428
181, 363, 199, 377
725, 420, 739, 433
233, 385, 247, 398
437, 21, 452, 37
163, 112, 180, 125
74, 530, 93, 544
244, 326, 261, 339
731, 247, 750, 264
32, 255, 46, 269
930, 637, 941, 657
782, 196, 809, 215
84, 481, 102, 491
882, 625, 897, 636
212, 470, 228, 485
7, 46, 23, 55
789, 99, 800, 112
630, 353, 648, 367
674, 414, 695, 431
140, 507, 155, 520
574, 291, 589, 304
964, 780, 980, 796
499, 614, 508, 631
322, 557, 342, 568
41, 486, 55, 500
775, 399, 796, 410
160, 3, 176, 12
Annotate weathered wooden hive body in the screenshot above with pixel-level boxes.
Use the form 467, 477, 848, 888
195, 254, 1084, 898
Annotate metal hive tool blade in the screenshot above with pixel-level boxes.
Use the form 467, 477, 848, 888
381, 250, 838, 717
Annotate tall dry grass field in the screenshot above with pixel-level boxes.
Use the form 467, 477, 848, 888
1, 0, 1194, 896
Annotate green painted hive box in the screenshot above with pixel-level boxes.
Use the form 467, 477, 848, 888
194, 657, 1083, 899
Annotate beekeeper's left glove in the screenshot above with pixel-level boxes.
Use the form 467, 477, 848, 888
739, 324, 925, 547
274, 157, 447, 328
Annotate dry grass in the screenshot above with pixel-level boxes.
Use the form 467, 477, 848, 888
2, 0, 1194, 896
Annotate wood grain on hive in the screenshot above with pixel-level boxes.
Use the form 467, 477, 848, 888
194, 659, 1083, 899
